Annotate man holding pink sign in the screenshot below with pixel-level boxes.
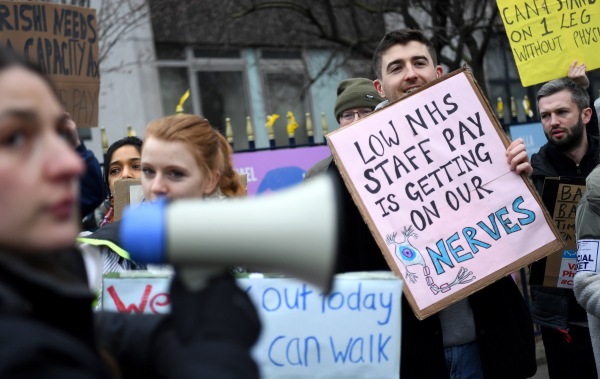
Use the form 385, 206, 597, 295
329, 29, 550, 379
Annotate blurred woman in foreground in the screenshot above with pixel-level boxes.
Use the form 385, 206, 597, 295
0, 48, 259, 377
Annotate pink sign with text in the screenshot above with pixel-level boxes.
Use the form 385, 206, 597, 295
327, 71, 561, 318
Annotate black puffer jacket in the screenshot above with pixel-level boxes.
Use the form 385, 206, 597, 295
529, 135, 600, 329
0, 248, 261, 378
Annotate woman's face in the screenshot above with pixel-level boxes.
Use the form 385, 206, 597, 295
108, 145, 141, 195
141, 137, 219, 201
0, 67, 84, 253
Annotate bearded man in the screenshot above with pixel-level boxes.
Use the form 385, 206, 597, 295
530, 77, 597, 378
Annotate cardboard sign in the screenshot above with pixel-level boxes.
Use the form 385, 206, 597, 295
103, 272, 403, 378
0, 1, 100, 127
540, 177, 586, 288
113, 179, 142, 221
326, 68, 564, 320
497, 0, 600, 87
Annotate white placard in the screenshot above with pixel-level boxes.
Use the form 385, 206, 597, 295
103, 273, 403, 378
129, 185, 144, 212
557, 250, 577, 288
577, 240, 600, 273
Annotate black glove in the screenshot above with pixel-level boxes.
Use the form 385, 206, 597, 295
169, 272, 261, 349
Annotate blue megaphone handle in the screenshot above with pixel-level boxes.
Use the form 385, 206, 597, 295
120, 198, 167, 264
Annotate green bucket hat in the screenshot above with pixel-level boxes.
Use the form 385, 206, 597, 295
334, 78, 384, 122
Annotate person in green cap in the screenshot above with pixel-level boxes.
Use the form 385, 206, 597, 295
304, 77, 383, 181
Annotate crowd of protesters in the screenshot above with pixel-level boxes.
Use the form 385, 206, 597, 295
0, 26, 599, 379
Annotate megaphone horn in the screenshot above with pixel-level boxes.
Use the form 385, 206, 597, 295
120, 175, 342, 293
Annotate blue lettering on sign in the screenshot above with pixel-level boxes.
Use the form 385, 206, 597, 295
299, 284, 312, 310
513, 196, 536, 225
328, 292, 344, 310
304, 337, 320, 366
269, 336, 285, 367
364, 293, 376, 310
462, 227, 491, 254
347, 284, 361, 311
495, 207, 521, 234
330, 337, 353, 363
350, 338, 365, 363
285, 288, 299, 309
268, 333, 394, 367
378, 293, 393, 325
286, 338, 302, 365
263, 287, 281, 312
378, 334, 391, 362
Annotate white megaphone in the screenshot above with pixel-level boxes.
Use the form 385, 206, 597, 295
120, 175, 342, 293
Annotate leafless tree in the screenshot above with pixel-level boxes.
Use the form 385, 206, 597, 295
231, 0, 503, 96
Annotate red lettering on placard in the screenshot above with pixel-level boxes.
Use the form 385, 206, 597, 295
149, 293, 171, 314
563, 270, 570, 276
568, 263, 577, 270
107, 285, 152, 313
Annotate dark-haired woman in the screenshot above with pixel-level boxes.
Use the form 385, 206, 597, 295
0, 47, 259, 378
78, 136, 145, 306
98, 136, 143, 227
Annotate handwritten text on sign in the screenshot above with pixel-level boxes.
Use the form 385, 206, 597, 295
497, 0, 600, 87
0, 1, 100, 127
327, 72, 557, 313
103, 275, 403, 379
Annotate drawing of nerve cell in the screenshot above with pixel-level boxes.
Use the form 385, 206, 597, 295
386, 226, 476, 295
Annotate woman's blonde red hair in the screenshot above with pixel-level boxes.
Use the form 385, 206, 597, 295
143, 115, 244, 197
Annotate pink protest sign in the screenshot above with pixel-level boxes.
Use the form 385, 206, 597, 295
327, 69, 563, 320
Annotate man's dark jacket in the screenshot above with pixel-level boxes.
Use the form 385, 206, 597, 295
77, 141, 104, 217
329, 161, 537, 379
529, 134, 600, 329
0, 248, 260, 378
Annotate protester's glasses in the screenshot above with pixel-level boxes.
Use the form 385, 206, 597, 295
340, 109, 373, 122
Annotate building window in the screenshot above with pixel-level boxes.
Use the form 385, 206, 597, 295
158, 67, 191, 116
155, 43, 186, 61
486, 34, 544, 125
197, 71, 249, 148
264, 73, 311, 146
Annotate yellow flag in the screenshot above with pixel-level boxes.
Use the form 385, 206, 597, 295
176, 89, 190, 114
287, 111, 299, 135
266, 114, 279, 127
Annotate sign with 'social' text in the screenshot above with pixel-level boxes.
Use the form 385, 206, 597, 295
497, 0, 600, 87
326, 69, 563, 320
577, 240, 600, 273
0, 1, 100, 127
103, 273, 403, 378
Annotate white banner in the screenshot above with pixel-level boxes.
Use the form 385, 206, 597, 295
103, 272, 403, 378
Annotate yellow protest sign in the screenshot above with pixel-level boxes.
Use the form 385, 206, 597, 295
497, 0, 600, 87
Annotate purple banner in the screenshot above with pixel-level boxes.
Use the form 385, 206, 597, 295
233, 146, 331, 196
